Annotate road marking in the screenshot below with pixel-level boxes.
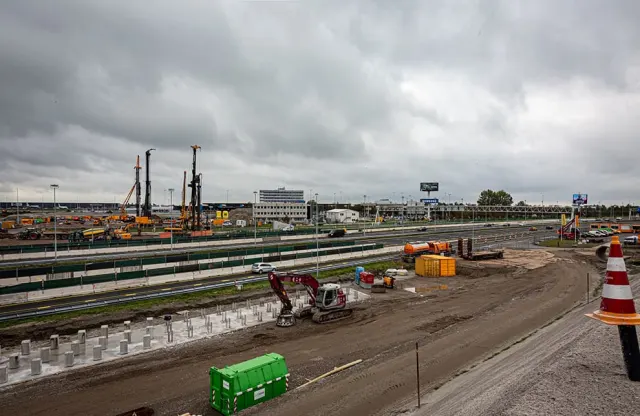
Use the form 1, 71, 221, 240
161, 288, 172, 291
83, 299, 97, 303
37, 306, 51, 310
124, 293, 137, 296
193, 283, 202, 287
221, 279, 231, 282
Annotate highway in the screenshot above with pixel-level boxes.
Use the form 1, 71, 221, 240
0, 222, 554, 267
0, 226, 557, 320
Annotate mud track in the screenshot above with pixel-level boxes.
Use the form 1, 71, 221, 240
0, 252, 599, 416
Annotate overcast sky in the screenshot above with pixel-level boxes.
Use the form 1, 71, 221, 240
1, 0, 639, 206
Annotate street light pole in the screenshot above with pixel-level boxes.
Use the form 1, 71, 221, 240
168, 188, 175, 250
253, 191, 257, 246
50, 184, 59, 261
363, 195, 366, 236
315, 193, 319, 279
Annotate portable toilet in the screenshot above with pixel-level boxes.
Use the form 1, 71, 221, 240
210, 353, 289, 415
355, 266, 364, 285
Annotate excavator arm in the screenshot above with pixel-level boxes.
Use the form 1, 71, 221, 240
267, 272, 319, 312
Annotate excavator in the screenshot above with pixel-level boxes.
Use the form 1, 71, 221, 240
267, 272, 353, 327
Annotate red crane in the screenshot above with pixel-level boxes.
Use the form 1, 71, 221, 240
267, 272, 353, 327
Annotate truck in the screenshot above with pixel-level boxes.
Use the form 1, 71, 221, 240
402, 241, 453, 263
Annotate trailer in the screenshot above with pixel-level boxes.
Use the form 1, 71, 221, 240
465, 250, 504, 261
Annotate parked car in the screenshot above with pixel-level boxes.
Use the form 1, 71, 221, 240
503, 223, 511, 227
529, 226, 537, 231
418, 227, 428, 231
484, 223, 493, 227
624, 236, 638, 245
518, 223, 525, 226
328, 229, 346, 238
251, 263, 277, 274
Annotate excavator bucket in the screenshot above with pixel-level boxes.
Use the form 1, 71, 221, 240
276, 310, 296, 327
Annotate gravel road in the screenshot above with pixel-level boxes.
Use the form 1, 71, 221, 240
0, 251, 599, 416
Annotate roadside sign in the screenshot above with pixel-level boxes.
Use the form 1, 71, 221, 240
572, 194, 588, 205
420, 198, 439, 204
420, 182, 439, 192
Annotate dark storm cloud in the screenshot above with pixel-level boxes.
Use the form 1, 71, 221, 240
2, 0, 640, 204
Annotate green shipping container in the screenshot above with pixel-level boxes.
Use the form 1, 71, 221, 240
209, 353, 289, 415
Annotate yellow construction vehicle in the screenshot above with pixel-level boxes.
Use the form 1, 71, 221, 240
382, 275, 396, 289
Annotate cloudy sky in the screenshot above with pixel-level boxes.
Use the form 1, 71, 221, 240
1, 0, 640, 206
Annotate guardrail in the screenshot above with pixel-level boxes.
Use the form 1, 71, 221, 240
0, 254, 398, 322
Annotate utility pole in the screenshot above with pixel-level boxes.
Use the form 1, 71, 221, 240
363, 195, 367, 236
168, 188, 174, 250
143, 148, 155, 217
253, 191, 258, 246
50, 184, 59, 261
16, 188, 19, 223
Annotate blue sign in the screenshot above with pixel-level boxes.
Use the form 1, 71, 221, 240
421, 198, 439, 204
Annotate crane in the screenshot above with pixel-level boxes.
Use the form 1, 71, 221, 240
134, 155, 142, 217
143, 148, 155, 218
120, 184, 136, 221
267, 272, 353, 327
188, 145, 201, 230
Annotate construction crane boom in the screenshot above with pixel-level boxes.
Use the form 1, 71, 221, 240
188, 145, 201, 231
143, 148, 156, 218
134, 155, 141, 217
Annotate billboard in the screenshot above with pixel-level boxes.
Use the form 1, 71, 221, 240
572, 194, 588, 205
420, 198, 439, 204
420, 182, 439, 192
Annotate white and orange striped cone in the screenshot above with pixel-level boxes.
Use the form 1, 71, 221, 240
586, 235, 640, 381
586, 236, 640, 325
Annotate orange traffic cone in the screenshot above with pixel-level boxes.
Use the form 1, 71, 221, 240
586, 236, 640, 325
586, 235, 640, 381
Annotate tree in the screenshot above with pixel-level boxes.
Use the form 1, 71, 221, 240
515, 200, 528, 207
477, 189, 513, 206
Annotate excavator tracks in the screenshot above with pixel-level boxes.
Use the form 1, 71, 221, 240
312, 308, 353, 324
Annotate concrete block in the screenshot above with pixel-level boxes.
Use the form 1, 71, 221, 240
98, 336, 107, 350
143, 334, 151, 349
100, 325, 109, 338
119, 339, 128, 355
93, 345, 102, 361
8, 353, 19, 369
49, 335, 59, 350
0, 366, 6, 383
124, 320, 131, 330
71, 341, 80, 356
21, 340, 30, 356
77, 330, 86, 344
31, 358, 42, 376
124, 330, 132, 343
40, 347, 50, 363
146, 317, 153, 324
64, 351, 74, 367
145, 326, 154, 339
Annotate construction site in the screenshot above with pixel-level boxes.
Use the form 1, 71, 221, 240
3, 231, 637, 416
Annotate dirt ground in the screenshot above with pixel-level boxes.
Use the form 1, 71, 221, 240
409, 277, 640, 416
0, 250, 602, 416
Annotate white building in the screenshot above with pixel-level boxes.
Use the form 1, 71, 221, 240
259, 187, 305, 203
325, 208, 360, 224
254, 202, 307, 223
